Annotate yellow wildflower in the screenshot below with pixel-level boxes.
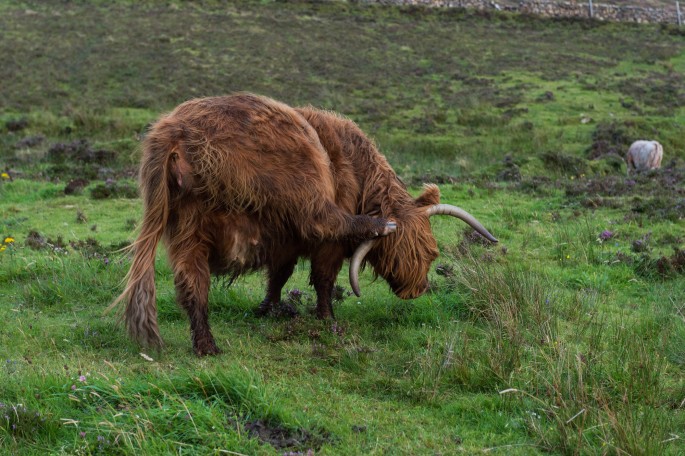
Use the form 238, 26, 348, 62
1, 173, 9, 180
4, 237, 14, 244
0, 245, 6, 252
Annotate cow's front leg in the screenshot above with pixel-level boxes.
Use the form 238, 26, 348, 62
255, 258, 298, 317
310, 243, 346, 319
347, 215, 396, 242
171, 242, 219, 356
304, 201, 395, 244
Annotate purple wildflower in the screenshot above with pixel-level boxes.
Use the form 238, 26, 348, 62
78, 375, 86, 382
287, 288, 304, 304
80, 431, 86, 438
599, 230, 614, 241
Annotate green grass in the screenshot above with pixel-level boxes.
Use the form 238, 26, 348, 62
1, 0, 684, 454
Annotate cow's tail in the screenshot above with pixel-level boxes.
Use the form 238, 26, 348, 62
107, 133, 174, 349
652, 141, 664, 168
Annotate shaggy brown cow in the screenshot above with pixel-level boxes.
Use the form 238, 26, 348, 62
111, 93, 497, 356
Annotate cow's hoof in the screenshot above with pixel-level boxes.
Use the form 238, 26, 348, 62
315, 308, 334, 320
254, 299, 273, 317
274, 301, 299, 318
371, 218, 396, 238
194, 340, 221, 357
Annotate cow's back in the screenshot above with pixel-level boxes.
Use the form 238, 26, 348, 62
156, 94, 337, 217
295, 107, 365, 214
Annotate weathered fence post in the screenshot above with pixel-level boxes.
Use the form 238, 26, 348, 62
677, 1, 683, 26
588, 0, 594, 19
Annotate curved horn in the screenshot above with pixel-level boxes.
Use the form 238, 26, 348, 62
349, 239, 377, 297
349, 221, 397, 297
427, 204, 498, 243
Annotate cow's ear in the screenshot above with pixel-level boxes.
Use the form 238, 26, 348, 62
415, 184, 440, 208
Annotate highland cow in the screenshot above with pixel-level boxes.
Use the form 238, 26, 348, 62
111, 93, 497, 356
626, 140, 663, 175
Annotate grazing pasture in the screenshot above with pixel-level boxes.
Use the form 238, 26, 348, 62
0, 1, 683, 454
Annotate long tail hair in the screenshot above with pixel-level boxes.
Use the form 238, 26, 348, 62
107, 123, 177, 348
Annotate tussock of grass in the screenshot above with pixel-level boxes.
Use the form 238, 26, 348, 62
445, 253, 680, 454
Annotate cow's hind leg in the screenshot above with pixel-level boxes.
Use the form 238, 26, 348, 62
310, 243, 346, 320
169, 240, 219, 356
255, 256, 298, 317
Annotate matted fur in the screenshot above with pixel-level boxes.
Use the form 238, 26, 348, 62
295, 107, 440, 299
626, 140, 663, 175
113, 93, 485, 355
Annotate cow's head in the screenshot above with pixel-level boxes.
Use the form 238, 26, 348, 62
349, 184, 497, 299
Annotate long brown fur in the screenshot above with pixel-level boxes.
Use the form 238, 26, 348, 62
113, 94, 464, 355
295, 107, 440, 300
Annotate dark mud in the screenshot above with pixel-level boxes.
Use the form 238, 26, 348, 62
15, 135, 45, 149
496, 154, 522, 182
44, 139, 119, 182
5, 118, 28, 132
615, 72, 685, 115
64, 178, 89, 195
541, 151, 588, 176
47, 139, 114, 165
620, 248, 685, 279
89, 179, 138, 199
25, 230, 67, 252
586, 120, 644, 159
229, 416, 333, 452
563, 160, 685, 219
25, 229, 126, 261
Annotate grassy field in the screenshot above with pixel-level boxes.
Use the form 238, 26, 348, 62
0, 1, 684, 454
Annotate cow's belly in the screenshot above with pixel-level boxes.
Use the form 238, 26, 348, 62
206, 212, 265, 276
